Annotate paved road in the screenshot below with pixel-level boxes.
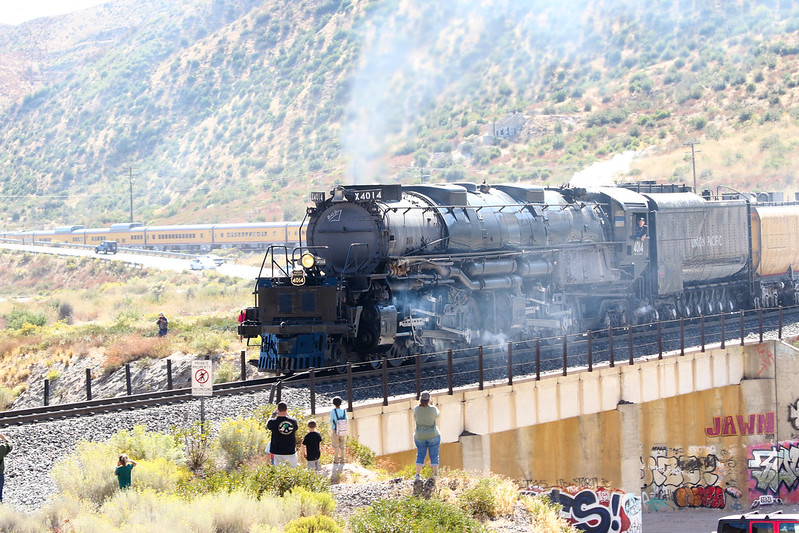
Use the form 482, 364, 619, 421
644, 504, 798, 533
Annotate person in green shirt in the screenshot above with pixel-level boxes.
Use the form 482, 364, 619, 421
413, 391, 440, 480
114, 454, 138, 489
0, 434, 12, 502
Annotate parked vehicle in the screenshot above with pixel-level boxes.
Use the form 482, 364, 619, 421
190, 257, 216, 270
95, 240, 118, 254
717, 510, 799, 532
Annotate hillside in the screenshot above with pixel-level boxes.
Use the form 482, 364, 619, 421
2, 0, 799, 229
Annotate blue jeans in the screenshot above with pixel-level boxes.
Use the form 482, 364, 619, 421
414, 435, 441, 466
0, 473, 5, 502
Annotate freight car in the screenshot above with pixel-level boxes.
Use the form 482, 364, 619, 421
238, 182, 799, 373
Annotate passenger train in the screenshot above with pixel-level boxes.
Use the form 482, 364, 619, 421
237, 182, 799, 372
0, 221, 305, 252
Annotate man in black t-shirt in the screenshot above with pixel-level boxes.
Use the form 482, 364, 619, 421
266, 402, 299, 466
302, 419, 323, 471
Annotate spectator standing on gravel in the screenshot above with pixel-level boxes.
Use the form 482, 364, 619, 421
413, 391, 440, 480
302, 419, 322, 471
267, 402, 299, 466
0, 434, 12, 501
329, 396, 348, 464
114, 454, 137, 490
156, 313, 168, 337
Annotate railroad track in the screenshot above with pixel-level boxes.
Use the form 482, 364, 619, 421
3, 306, 797, 426
0, 377, 284, 427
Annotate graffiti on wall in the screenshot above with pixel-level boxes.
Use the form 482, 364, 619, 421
641, 445, 744, 512
521, 485, 642, 533
747, 440, 799, 504
705, 412, 775, 437
789, 400, 799, 431
756, 345, 775, 377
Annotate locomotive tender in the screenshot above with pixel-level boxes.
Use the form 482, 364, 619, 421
238, 182, 799, 372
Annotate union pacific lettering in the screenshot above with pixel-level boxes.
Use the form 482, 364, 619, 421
690, 235, 723, 248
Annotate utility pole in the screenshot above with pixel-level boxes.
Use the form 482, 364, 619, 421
127, 167, 137, 223
684, 141, 700, 193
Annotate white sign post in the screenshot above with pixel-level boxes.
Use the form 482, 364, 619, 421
192, 360, 213, 430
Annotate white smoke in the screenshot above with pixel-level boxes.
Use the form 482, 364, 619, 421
569, 150, 641, 188
342, 0, 599, 184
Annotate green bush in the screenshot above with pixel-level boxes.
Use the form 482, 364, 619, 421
285, 515, 342, 533
217, 416, 269, 469
345, 436, 375, 467
172, 422, 212, 471
349, 498, 487, 533
5, 309, 47, 330
110, 425, 184, 464
458, 476, 517, 519
247, 462, 330, 497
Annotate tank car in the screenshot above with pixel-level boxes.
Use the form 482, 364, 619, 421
239, 182, 658, 372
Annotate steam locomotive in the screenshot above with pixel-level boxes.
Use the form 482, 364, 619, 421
238, 182, 799, 372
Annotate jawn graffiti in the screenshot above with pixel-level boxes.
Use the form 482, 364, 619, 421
705, 412, 775, 437
748, 440, 799, 504
521, 486, 642, 533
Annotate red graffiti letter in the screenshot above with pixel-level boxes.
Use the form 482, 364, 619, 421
757, 412, 775, 434
737, 415, 756, 435
706, 417, 721, 437
722, 416, 737, 436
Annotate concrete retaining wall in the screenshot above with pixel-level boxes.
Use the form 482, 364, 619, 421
328, 339, 799, 511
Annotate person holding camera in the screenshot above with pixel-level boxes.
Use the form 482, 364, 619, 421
413, 391, 440, 481
266, 402, 299, 467
115, 454, 137, 490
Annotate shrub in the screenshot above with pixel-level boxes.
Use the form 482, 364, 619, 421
217, 416, 269, 469
285, 515, 342, 533
173, 422, 212, 471
213, 360, 239, 383
52, 441, 119, 505
0, 387, 16, 410
349, 497, 487, 533
521, 493, 580, 532
103, 335, 169, 375
458, 475, 517, 519
345, 436, 375, 467
5, 309, 46, 330
247, 462, 330, 497
191, 330, 228, 355
110, 425, 185, 464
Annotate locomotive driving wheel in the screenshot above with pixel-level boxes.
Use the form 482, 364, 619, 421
331, 342, 351, 374
387, 338, 412, 367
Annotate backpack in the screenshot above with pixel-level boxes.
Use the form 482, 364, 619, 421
334, 409, 348, 436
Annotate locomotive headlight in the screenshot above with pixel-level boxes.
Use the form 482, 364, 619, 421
301, 253, 316, 269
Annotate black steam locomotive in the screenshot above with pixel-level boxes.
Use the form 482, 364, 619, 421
238, 182, 798, 372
